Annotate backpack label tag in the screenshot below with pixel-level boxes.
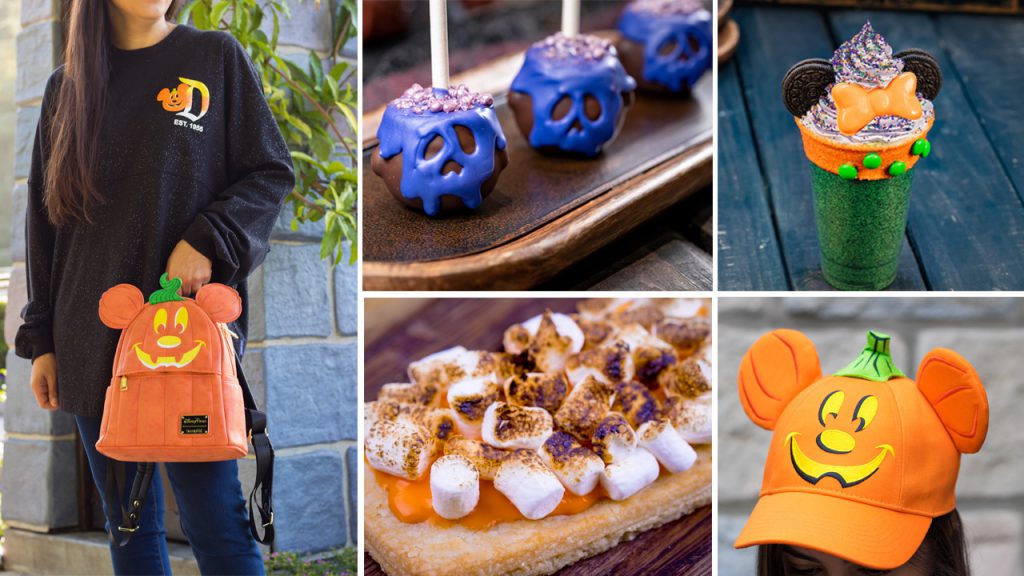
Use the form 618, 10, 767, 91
180, 415, 210, 435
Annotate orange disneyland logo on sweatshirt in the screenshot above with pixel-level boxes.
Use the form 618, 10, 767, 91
157, 77, 210, 131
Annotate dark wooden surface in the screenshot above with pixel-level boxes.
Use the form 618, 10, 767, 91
364, 79, 713, 264
363, 299, 712, 576
717, 7, 1024, 290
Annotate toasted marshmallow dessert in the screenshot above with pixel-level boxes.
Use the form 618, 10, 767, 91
658, 345, 711, 399
481, 402, 554, 450
614, 323, 672, 354
591, 412, 638, 465
408, 347, 515, 391
554, 375, 616, 442
608, 303, 664, 331
575, 317, 617, 350
655, 299, 704, 320
503, 311, 585, 374
377, 382, 443, 406
430, 454, 480, 520
565, 342, 635, 387
443, 437, 512, 481
447, 377, 503, 436
365, 417, 433, 481
494, 449, 566, 520
637, 418, 698, 473
664, 393, 712, 445
633, 347, 678, 387
504, 372, 568, 413
538, 432, 605, 496
423, 408, 458, 454
600, 448, 660, 501
364, 400, 429, 430
611, 380, 660, 429
655, 317, 711, 353
576, 298, 639, 322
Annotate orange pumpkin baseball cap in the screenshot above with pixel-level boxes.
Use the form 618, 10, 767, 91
734, 329, 989, 570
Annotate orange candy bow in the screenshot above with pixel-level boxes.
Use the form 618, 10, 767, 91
832, 72, 923, 135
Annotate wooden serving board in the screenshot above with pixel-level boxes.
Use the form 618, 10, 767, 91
362, 34, 713, 291
363, 298, 712, 576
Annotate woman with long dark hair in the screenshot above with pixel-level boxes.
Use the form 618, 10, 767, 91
15, 0, 294, 573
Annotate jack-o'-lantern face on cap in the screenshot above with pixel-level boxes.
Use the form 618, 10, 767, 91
99, 274, 242, 374
734, 330, 989, 570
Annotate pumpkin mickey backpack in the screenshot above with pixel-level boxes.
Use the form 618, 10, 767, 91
96, 274, 274, 546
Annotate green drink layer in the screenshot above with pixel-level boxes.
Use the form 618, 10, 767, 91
809, 164, 913, 291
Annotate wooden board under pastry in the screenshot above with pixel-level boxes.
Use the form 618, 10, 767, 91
364, 447, 711, 576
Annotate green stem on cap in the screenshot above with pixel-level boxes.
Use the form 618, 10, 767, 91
834, 330, 905, 382
148, 273, 186, 304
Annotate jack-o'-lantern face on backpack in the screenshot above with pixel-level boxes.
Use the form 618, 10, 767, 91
99, 274, 242, 374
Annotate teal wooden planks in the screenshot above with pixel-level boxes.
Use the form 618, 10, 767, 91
717, 59, 789, 290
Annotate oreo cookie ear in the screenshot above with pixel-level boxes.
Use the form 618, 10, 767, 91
782, 58, 834, 117
896, 49, 942, 100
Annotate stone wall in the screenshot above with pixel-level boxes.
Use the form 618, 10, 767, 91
718, 297, 1024, 576
2, 0, 358, 567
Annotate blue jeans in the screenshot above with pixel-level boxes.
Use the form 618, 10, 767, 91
76, 415, 265, 575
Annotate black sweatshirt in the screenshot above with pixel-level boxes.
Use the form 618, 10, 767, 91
15, 26, 294, 417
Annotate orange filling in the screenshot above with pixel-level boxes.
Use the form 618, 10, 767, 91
372, 466, 605, 530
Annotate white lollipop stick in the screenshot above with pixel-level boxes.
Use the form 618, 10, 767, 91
430, 0, 450, 90
562, 0, 580, 38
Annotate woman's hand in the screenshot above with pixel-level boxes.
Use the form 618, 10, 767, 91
31, 352, 58, 410
166, 239, 213, 296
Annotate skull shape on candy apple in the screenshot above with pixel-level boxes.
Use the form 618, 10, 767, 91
618, 0, 713, 93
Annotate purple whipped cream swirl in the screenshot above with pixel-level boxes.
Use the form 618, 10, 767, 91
391, 83, 494, 115
533, 32, 613, 61
802, 22, 933, 145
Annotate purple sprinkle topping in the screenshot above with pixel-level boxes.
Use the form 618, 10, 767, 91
628, 0, 705, 15
534, 32, 613, 61
391, 83, 494, 115
830, 21, 904, 88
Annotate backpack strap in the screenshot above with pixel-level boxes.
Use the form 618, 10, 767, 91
237, 355, 275, 545
103, 354, 274, 547
105, 460, 156, 548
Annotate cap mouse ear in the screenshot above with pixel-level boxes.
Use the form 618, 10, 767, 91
917, 348, 988, 454
895, 49, 942, 100
782, 58, 835, 117
99, 284, 145, 329
195, 283, 242, 323
738, 329, 822, 430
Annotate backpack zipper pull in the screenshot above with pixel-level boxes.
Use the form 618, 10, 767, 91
120, 376, 128, 391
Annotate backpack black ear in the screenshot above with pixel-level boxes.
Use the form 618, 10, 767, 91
782, 58, 835, 117
896, 49, 942, 100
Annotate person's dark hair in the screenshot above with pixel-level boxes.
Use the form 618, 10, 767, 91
45, 0, 184, 226
756, 509, 970, 575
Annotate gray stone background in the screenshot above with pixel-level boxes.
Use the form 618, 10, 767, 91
1, 0, 358, 572
718, 297, 1024, 575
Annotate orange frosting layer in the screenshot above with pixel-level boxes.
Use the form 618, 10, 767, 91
796, 117, 932, 180
372, 466, 605, 530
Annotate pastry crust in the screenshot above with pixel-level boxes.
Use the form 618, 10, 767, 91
365, 446, 712, 576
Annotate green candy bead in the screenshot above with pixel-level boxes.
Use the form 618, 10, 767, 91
838, 163, 858, 180
863, 153, 882, 169
912, 139, 931, 157
889, 161, 907, 176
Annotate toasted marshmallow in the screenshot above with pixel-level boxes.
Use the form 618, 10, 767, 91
481, 402, 553, 450
576, 298, 630, 322
656, 299, 704, 320
444, 437, 511, 481
365, 417, 432, 480
494, 449, 565, 520
504, 311, 585, 372
600, 448, 660, 501
377, 382, 442, 406
637, 419, 698, 473
665, 393, 712, 444
608, 303, 664, 331
565, 342, 635, 387
615, 324, 672, 354
634, 347, 678, 387
611, 380, 660, 429
364, 400, 428, 432
539, 432, 605, 496
447, 377, 502, 436
423, 408, 458, 454
504, 372, 568, 413
654, 317, 710, 353
408, 347, 514, 391
658, 346, 711, 399
554, 376, 616, 442
591, 412, 638, 465
430, 454, 480, 519
576, 317, 617, 350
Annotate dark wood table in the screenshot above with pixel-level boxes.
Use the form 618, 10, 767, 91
364, 298, 712, 576
717, 7, 1024, 290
